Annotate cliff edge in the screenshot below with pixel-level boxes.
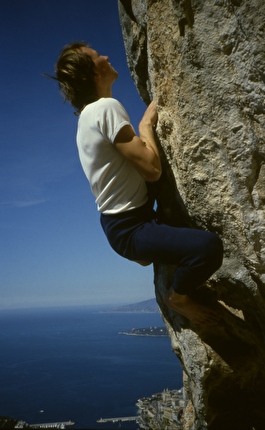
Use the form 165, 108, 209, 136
118, 1, 265, 429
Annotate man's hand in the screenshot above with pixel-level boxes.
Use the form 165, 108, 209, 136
140, 101, 158, 128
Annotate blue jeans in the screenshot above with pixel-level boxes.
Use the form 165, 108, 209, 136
100, 201, 223, 295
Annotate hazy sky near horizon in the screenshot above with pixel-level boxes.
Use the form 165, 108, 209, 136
0, 0, 156, 309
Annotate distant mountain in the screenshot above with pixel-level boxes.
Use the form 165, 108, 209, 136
103, 298, 159, 313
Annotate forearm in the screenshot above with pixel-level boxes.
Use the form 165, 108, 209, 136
139, 122, 159, 157
139, 120, 162, 177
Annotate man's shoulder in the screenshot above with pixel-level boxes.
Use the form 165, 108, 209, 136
97, 97, 123, 109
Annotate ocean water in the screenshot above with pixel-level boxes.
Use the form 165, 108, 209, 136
0, 306, 183, 429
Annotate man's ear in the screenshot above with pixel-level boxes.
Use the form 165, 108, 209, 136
93, 72, 100, 83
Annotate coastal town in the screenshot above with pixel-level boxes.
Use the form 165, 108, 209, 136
97, 388, 184, 430
136, 388, 184, 429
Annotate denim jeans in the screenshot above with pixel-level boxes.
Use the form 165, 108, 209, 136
100, 201, 223, 295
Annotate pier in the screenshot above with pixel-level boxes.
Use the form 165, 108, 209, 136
15, 420, 75, 429
28, 422, 75, 429
97, 416, 139, 424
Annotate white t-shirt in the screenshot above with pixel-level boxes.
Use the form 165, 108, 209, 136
76, 98, 148, 214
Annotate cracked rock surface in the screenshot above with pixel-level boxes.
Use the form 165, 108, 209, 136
118, 1, 265, 429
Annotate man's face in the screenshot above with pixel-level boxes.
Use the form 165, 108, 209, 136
80, 46, 118, 82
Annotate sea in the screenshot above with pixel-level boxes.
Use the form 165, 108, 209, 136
0, 306, 183, 429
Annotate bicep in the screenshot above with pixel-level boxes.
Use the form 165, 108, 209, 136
114, 125, 159, 182
114, 125, 146, 160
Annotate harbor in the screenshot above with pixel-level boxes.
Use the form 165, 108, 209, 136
97, 416, 139, 424
15, 420, 75, 429
98, 389, 184, 429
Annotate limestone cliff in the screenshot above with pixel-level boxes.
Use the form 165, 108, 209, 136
118, 1, 265, 429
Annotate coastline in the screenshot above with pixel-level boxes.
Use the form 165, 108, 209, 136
119, 327, 168, 337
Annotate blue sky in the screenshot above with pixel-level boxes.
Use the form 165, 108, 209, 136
0, 0, 156, 309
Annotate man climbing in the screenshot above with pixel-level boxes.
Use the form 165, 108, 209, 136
51, 42, 223, 325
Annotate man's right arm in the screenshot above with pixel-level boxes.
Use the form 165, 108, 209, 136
114, 101, 162, 182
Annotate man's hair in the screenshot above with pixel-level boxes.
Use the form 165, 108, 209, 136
51, 42, 98, 113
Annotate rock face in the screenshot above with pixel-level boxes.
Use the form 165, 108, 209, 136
118, 1, 265, 429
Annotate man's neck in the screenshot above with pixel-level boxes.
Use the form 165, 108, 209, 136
96, 83, 112, 99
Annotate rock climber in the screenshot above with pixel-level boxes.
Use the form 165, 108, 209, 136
50, 42, 223, 325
